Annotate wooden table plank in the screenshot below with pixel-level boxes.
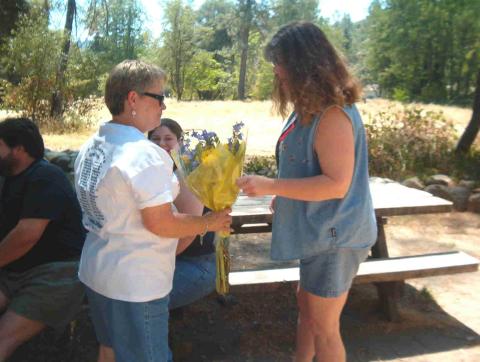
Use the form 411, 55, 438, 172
369, 177, 453, 216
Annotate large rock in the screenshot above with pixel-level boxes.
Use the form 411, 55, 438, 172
68, 151, 79, 170
468, 193, 480, 213
50, 153, 72, 172
402, 177, 425, 190
445, 186, 471, 212
65, 171, 75, 186
425, 174, 455, 187
459, 180, 477, 190
44, 150, 63, 162
425, 184, 471, 211
424, 184, 450, 200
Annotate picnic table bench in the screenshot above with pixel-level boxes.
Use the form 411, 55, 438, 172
228, 177, 479, 321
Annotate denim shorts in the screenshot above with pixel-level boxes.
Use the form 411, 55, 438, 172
84, 286, 170, 362
299, 248, 370, 298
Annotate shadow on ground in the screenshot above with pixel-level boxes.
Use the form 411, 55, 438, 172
169, 282, 480, 362
10, 280, 479, 362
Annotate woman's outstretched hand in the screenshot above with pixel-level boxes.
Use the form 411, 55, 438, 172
236, 175, 274, 197
204, 208, 232, 234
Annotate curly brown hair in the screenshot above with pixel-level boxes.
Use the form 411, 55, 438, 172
265, 21, 361, 122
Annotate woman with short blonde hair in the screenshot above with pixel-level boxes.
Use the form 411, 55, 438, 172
75, 60, 231, 362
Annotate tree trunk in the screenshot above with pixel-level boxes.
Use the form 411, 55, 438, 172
237, 0, 252, 100
50, 0, 76, 118
456, 69, 480, 154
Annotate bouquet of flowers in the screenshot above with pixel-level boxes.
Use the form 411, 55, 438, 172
171, 122, 247, 295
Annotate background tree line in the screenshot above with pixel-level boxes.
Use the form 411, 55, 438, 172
0, 0, 478, 148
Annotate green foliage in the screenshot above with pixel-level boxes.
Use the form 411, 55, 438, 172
196, 0, 235, 52
252, 57, 274, 100
85, 0, 146, 72
392, 88, 409, 103
270, 0, 319, 27
366, 106, 457, 180
66, 47, 104, 99
184, 50, 233, 100
161, 0, 196, 100
0, 0, 29, 55
1, 8, 60, 121
0, 4, 102, 131
366, 0, 480, 104
2, 0, 479, 114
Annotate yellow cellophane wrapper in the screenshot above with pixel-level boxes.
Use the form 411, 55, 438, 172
172, 141, 246, 295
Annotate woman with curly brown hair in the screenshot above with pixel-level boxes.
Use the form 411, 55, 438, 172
237, 22, 377, 362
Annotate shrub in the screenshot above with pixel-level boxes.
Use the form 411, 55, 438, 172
365, 106, 457, 180
243, 155, 277, 177
392, 88, 409, 103
1, 95, 101, 134
37, 96, 102, 134
1, 9, 60, 121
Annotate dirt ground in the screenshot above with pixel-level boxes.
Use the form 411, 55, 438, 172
10, 212, 480, 362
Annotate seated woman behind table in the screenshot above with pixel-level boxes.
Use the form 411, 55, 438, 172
149, 118, 216, 310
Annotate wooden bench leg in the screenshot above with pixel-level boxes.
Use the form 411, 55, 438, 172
372, 217, 403, 321
371, 217, 389, 258
375, 281, 404, 321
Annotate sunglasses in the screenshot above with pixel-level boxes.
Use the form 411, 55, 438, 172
142, 92, 165, 106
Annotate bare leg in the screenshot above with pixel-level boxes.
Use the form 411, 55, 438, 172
98, 344, 115, 362
295, 285, 315, 362
295, 287, 348, 362
0, 310, 45, 361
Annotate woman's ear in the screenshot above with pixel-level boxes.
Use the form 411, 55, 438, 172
126, 90, 139, 110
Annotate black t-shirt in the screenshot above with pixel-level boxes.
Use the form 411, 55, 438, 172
180, 207, 215, 257
0, 159, 86, 273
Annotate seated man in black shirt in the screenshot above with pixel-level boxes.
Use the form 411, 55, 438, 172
0, 118, 86, 360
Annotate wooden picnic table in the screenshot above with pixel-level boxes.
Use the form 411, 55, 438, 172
229, 177, 478, 321
231, 177, 453, 229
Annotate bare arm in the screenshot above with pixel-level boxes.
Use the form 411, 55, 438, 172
141, 203, 231, 239
237, 107, 355, 201
0, 219, 49, 267
173, 176, 204, 254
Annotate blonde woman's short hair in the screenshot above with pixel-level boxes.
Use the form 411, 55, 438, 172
105, 60, 166, 116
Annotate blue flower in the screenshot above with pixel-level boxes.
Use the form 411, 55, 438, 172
233, 122, 245, 133
192, 131, 203, 141
206, 131, 217, 140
